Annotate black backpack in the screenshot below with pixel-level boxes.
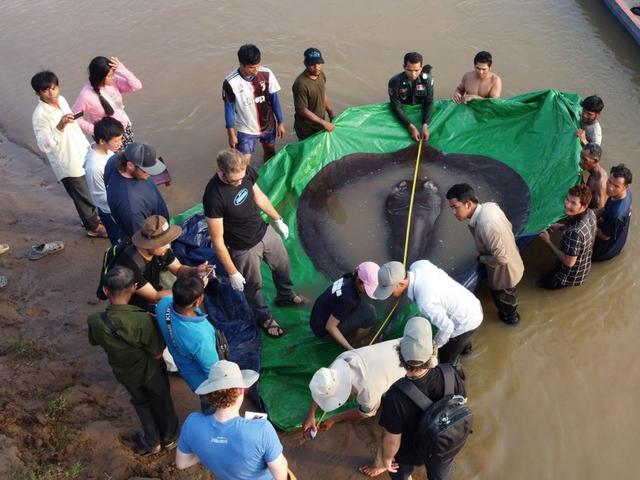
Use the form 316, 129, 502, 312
396, 363, 473, 463
95, 240, 142, 300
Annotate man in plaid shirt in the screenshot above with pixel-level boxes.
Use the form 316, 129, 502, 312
538, 184, 597, 289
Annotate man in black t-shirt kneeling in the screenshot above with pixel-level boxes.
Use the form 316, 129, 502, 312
203, 148, 305, 338
363, 317, 466, 480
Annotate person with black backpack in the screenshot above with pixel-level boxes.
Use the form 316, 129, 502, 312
369, 317, 470, 480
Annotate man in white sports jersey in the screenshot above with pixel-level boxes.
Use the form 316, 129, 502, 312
222, 44, 286, 166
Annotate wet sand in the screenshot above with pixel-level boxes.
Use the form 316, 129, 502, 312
0, 132, 208, 478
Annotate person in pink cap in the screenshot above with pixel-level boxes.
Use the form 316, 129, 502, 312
309, 261, 380, 350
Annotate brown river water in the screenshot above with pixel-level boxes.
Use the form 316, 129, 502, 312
1, 0, 638, 478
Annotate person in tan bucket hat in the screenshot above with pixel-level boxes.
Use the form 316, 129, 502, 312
108, 215, 210, 310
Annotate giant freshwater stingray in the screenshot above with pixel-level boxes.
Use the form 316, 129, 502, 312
297, 144, 530, 288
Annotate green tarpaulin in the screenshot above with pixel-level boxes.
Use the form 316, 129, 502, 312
173, 89, 582, 431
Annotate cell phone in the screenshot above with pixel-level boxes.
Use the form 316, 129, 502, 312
72, 111, 84, 120
244, 411, 268, 420
201, 265, 216, 279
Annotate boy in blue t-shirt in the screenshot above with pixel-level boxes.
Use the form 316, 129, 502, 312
156, 275, 219, 412
593, 164, 633, 261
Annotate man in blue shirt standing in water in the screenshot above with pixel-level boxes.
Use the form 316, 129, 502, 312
592, 164, 633, 261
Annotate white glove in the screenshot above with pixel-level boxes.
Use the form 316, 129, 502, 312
229, 271, 246, 291
273, 218, 289, 239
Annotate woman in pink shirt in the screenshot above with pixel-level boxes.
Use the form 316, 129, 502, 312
73, 56, 142, 147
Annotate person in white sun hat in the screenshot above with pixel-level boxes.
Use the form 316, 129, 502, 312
176, 360, 289, 480
304, 339, 407, 435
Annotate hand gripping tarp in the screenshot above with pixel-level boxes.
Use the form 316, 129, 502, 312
172, 90, 582, 430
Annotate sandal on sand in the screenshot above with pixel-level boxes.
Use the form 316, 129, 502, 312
261, 318, 286, 338
135, 431, 161, 456
0, 275, 7, 289
27, 241, 64, 261
275, 294, 308, 307
162, 440, 177, 451
87, 224, 108, 239
0, 244, 9, 256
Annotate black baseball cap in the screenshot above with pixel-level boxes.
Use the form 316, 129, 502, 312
121, 142, 166, 175
304, 47, 325, 65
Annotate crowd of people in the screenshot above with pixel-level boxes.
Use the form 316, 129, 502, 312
24, 43, 633, 480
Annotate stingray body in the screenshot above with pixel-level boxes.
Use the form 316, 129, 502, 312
385, 178, 442, 265
297, 145, 530, 288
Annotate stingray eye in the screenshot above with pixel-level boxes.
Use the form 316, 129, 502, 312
398, 180, 408, 189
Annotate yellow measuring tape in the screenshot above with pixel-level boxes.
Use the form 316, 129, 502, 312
318, 411, 326, 425
367, 139, 424, 346
308, 410, 327, 436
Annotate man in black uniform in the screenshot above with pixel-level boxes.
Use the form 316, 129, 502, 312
370, 317, 466, 480
388, 52, 434, 142
203, 148, 305, 338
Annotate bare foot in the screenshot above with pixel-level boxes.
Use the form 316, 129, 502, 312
358, 465, 387, 477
